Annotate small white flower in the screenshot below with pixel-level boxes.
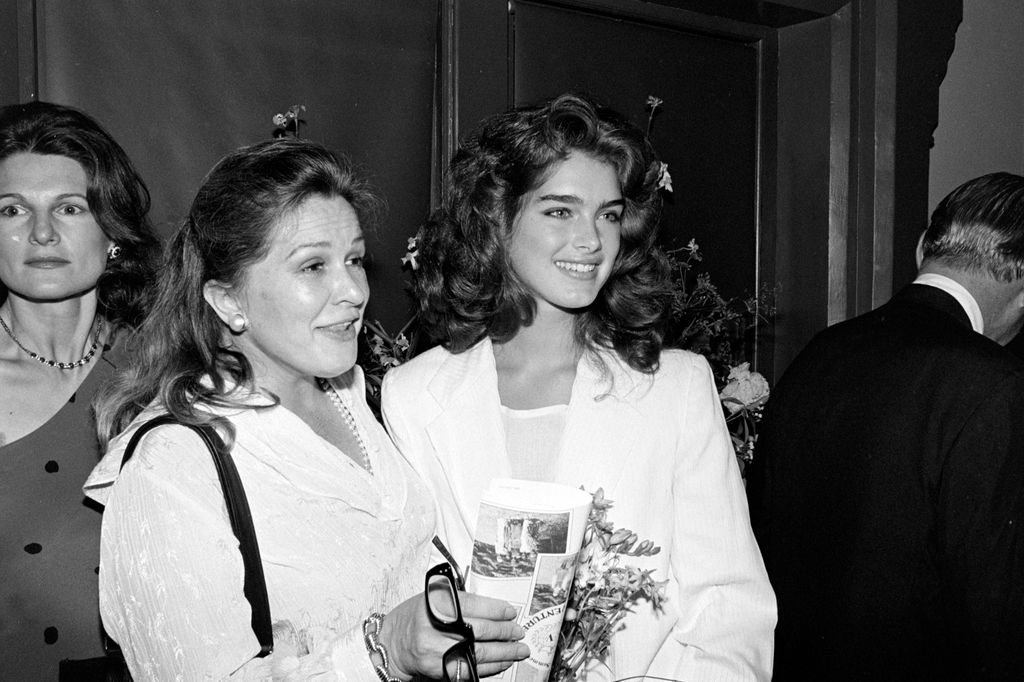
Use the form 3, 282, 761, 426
656, 162, 673, 193
719, 362, 770, 413
401, 236, 420, 270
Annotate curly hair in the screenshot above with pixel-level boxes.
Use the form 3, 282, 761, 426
416, 93, 672, 372
921, 172, 1024, 282
95, 138, 382, 446
0, 101, 160, 329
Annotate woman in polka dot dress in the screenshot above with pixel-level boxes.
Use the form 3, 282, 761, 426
0, 101, 159, 680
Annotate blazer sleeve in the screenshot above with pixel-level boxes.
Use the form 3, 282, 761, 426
381, 369, 452, 566
661, 356, 776, 681
98, 427, 379, 682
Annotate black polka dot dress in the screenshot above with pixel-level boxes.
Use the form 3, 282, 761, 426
0, 352, 115, 679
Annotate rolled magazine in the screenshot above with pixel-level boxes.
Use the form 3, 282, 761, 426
467, 479, 593, 682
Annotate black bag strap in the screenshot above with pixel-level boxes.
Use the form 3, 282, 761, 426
119, 414, 273, 657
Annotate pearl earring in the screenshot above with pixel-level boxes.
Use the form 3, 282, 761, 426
107, 244, 122, 261
229, 313, 249, 333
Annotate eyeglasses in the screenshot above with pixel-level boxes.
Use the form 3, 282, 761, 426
425, 561, 479, 682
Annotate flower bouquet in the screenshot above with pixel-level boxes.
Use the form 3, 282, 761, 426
667, 242, 771, 474
549, 488, 667, 679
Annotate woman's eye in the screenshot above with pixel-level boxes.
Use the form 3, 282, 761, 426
0, 205, 23, 217
57, 204, 86, 216
601, 211, 622, 223
545, 208, 571, 219
347, 255, 365, 268
301, 261, 325, 273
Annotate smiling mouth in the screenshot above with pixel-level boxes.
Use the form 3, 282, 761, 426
555, 261, 597, 273
320, 320, 360, 333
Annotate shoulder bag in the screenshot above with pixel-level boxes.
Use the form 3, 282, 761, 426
59, 415, 273, 681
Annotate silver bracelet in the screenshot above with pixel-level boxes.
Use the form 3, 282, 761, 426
363, 612, 400, 682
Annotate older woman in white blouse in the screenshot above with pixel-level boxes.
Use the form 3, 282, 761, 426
87, 139, 528, 680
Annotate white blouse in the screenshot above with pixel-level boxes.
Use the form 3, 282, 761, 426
84, 370, 435, 681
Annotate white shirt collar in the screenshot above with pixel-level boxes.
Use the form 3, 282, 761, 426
912, 273, 984, 333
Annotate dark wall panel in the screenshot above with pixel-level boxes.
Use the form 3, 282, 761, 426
31, 0, 436, 330
0, 0, 22, 103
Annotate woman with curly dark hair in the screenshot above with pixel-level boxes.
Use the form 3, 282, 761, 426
0, 100, 159, 679
382, 93, 776, 680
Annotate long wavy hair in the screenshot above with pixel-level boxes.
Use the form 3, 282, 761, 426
95, 138, 381, 446
415, 93, 672, 372
0, 101, 160, 328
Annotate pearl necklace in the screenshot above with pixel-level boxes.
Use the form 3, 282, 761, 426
317, 377, 372, 473
0, 315, 102, 370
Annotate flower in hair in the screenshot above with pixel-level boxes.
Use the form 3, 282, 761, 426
656, 162, 673, 193
272, 105, 307, 138
401, 236, 419, 270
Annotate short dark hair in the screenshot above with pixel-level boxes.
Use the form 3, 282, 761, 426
0, 100, 159, 327
96, 138, 381, 444
921, 172, 1024, 282
415, 93, 672, 372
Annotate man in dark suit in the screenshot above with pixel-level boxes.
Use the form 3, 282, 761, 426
748, 172, 1024, 681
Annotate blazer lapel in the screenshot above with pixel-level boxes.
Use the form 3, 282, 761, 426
554, 352, 644, 495
424, 339, 511, 527
421, 343, 645, 532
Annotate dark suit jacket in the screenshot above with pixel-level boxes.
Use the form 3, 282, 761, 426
748, 284, 1024, 681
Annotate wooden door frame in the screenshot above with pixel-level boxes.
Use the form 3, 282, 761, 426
831, 0, 897, 323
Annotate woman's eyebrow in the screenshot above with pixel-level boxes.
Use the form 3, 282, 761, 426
536, 195, 624, 208
537, 193, 583, 203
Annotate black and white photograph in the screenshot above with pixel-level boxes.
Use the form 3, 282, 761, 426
2, 1, 1021, 680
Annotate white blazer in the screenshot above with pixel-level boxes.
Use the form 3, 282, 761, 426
382, 338, 775, 681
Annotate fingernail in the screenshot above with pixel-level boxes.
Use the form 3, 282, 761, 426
517, 643, 531, 658
504, 605, 519, 619
511, 624, 525, 639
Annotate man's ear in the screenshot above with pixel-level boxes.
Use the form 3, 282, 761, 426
915, 231, 927, 269
202, 280, 244, 328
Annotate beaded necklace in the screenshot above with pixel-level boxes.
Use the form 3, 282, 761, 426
317, 377, 372, 473
0, 315, 102, 370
